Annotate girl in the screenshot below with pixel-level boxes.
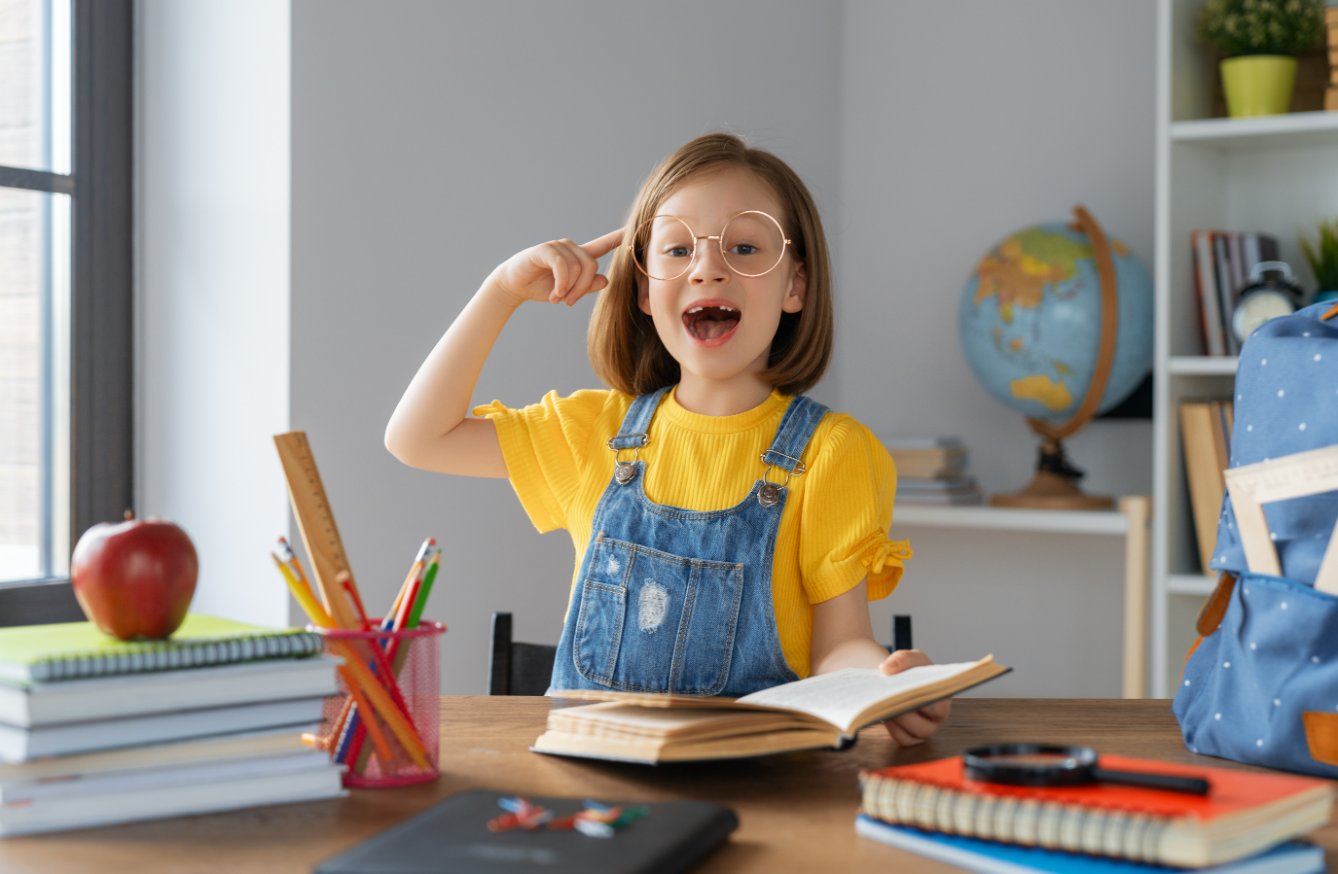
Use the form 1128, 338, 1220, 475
385, 133, 948, 746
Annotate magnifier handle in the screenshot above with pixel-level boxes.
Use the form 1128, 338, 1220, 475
1090, 767, 1210, 795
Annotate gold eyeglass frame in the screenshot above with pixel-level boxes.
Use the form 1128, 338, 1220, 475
628, 209, 793, 281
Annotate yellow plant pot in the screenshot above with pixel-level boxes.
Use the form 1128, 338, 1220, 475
1220, 55, 1297, 118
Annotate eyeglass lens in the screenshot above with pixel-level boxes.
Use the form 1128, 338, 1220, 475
633, 211, 787, 281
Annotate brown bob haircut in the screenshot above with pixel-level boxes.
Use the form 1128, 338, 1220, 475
588, 132, 833, 397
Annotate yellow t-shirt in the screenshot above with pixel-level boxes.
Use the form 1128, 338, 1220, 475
473, 387, 910, 678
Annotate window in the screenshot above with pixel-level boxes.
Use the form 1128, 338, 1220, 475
0, 0, 130, 624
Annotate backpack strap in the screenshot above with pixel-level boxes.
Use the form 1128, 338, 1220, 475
1302, 712, 1338, 767
1195, 572, 1237, 637
1324, 300, 1338, 321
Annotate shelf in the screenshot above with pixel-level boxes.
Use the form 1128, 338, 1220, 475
1168, 356, 1238, 376
1171, 111, 1338, 150
1167, 573, 1217, 597
895, 503, 1128, 536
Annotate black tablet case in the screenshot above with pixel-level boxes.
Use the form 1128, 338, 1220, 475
312, 790, 738, 874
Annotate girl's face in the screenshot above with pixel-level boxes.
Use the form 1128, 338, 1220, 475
637, 166, 806, 414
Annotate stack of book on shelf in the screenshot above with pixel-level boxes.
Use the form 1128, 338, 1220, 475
1190, 229, 1279, 356
1179, 400, 1233, 576
0, 613, 345, 837
884, 436, 984, 506
1328, 6, 1338, 111
855, 755, 1333, 874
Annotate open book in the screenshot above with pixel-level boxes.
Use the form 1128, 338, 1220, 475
532, 655, 1008, 764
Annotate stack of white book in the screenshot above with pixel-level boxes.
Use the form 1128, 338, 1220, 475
882, 436, 984, 506
0, 614, 345, 836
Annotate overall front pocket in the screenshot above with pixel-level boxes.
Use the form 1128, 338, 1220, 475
573, 536, 744, 694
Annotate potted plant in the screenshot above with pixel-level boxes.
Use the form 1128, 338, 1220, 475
1197, 0, 1326, 117
1300, 215, 1338, 304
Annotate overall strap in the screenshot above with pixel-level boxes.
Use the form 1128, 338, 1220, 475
608, 386, 672, 450
761, 395, 830, 473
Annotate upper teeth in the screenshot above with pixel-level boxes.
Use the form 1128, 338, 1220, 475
687, 306, 737, 314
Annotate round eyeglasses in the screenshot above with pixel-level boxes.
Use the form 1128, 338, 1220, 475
629, 210, 793, 281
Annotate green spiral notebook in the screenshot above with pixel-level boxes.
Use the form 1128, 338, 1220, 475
0, 614, 324, 684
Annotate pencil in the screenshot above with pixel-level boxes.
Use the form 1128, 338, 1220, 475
340, 571, 372, 632
272, 552, 334, 628
405, 546, 440, 630
387, 537, 435, 624
337, 644, 431, 769
336, 663, 395, 765
271, 553, 428, 769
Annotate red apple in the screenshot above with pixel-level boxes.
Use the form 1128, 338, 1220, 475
70, 511, 198, 640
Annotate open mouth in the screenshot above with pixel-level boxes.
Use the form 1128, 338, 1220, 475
682, 305, 740, 341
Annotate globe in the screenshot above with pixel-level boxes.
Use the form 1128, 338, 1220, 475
958, 206, 1154, 508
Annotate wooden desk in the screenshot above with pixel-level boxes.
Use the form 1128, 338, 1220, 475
2, 697, 1334, 873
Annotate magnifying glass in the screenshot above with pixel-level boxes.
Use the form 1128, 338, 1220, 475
964, 744, 1210, 795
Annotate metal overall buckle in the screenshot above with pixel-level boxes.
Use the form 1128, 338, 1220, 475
758, 452, 806, 507
608, 434, 648, 485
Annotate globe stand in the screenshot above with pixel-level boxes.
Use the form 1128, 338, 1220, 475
989, 438, 1114, 510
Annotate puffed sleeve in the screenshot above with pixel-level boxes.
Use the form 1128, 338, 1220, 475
472, 389, 607, 533
798, 416, 911, 604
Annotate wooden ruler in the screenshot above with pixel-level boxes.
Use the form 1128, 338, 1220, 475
1224, 444, 1338, 594
273, 431, 358, 628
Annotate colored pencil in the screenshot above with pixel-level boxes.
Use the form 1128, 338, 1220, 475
271, 550, 428, 770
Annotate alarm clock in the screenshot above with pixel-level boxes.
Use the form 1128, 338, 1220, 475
1232, 260, 1305, 345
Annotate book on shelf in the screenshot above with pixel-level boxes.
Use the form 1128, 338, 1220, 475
1179, 400, 1233, 575
1190, 230, 1279, 357
858, 754, 1334, 869
883, 438, 970, 479
897, 476, 985, 506
0, 614, 325, 684
0, 695, 326, 762
855, 818, 1324, 874
1213, 232, 1239, 355
0, 654, 340, 728
0, 725, 308, 787
1192, 229, 1225, 357
0, 752, 343, 837
530, 655, 1009, 764
882, 435, 965, 450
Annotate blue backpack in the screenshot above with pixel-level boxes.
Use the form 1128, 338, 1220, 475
1172, 300, 1338, 777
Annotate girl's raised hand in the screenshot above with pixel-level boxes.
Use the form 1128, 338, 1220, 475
488, 229, 624, 308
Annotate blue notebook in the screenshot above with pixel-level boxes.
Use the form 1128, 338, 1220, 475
854, 816, 1324, 874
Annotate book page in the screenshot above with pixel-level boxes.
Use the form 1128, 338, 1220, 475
736, 659, 995, 733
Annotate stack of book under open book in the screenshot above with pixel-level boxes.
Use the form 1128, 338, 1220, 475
0, 614, 345, 836
855, 755, 1334, 873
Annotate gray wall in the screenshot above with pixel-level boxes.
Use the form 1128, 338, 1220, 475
838, 2, 1157, 693
138, 1, 1157, 696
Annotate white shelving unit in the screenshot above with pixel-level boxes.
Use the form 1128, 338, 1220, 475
1149, 0, 1338, 696
897, 499, 1151, 698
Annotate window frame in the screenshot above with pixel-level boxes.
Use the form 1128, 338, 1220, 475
0, 0, 132, 625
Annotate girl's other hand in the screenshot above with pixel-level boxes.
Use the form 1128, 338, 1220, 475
489, 229, 623, 308
878, 648, 951, 747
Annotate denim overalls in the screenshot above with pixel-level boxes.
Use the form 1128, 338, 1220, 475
549, 386, 829, 697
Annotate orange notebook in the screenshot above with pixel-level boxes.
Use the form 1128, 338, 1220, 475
858, 755, 1333, 869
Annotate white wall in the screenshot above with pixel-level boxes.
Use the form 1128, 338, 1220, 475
137, 0, 1157, 696
136, 0, 291, 626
